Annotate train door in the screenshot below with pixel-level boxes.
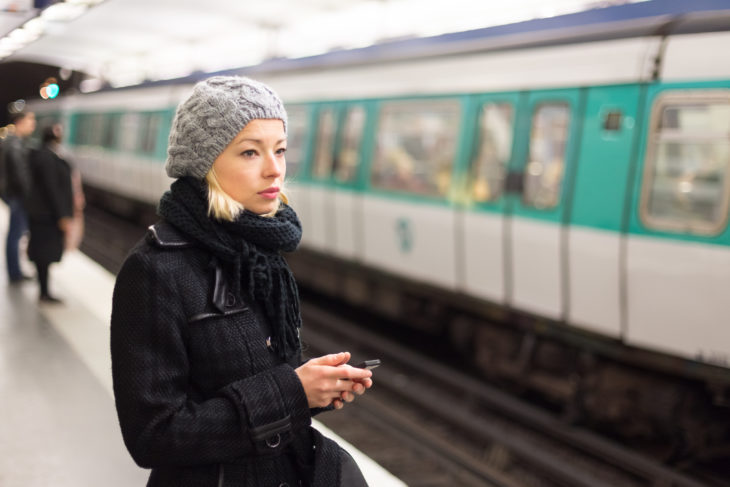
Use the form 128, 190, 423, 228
306, 102, 371, 257
625, 84, 730, 361
567, 84, 643, 337
459, 92, 521, 303
505, 89, 584, 320
329, 102, 370, 259
306, 103, 340, 251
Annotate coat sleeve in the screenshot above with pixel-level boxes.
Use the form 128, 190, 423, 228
110, 249, 312, 468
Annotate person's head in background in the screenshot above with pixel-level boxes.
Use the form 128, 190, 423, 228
10, 111, 36, 138
41, 123, 63, 145
165, 76, 288, 219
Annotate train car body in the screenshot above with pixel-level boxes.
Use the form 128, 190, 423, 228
28, 0, 730, 460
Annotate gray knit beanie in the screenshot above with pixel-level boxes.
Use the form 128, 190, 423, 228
165, 76, 287, 180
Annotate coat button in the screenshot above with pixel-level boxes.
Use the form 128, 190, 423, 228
266, 434, 281, 448
225, 293, 236, 307
279, 483, 289, 487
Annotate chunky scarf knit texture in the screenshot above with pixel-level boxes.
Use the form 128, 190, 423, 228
158, 177, 303, 360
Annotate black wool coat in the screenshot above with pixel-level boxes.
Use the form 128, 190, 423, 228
111, 221, 343, 487
26, 145, 73, 264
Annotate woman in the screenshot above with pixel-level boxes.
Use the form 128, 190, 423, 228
111, 76, 373, 487
26, 123, 74, 303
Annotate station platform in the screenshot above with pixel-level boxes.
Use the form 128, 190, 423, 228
0, 204, 406, 487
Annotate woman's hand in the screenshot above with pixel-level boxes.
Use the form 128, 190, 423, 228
295, 352, 373, 409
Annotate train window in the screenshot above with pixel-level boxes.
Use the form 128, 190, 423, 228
470, 102, 513, 202
523, 103, 570, 209
372, 99, 461, 197
86, 113, 106, 146
312, 108, 336, 180
285, 106, 308, 177
334, 106, 365, 183
139, 113, 162, 155
603, 111, 622, 131
641, 92, 730, 235
102, 114, 119, 149
118, 113, 141, 153
72, 114, 90, 145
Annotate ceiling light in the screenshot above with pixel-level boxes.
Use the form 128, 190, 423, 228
0, 38, 24, 51
22, 17, 46, 36
41, 2, 88, 22
8, 27, 40, 44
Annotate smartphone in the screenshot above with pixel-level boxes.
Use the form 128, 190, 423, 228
354, 359, 381, 370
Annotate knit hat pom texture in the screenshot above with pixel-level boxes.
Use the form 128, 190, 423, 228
165, 76, 287, 180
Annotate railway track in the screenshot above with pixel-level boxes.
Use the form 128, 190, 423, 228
301, 298, 714, 487
81, 201, 722, 487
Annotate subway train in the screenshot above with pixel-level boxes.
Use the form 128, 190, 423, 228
28, 1, 730, 463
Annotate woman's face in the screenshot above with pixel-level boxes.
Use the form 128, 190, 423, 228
212, 119, 287, 215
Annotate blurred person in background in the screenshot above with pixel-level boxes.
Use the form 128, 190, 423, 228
0, 111, 36, 283
111, 76, 372, 487
26, 123, 74, 304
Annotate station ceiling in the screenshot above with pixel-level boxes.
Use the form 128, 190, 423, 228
1, 0, 644, 88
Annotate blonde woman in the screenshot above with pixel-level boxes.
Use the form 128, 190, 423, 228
111, 76, 372, 486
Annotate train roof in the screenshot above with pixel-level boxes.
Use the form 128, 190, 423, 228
111, 0, 730, 92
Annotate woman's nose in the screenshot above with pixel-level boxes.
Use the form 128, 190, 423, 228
263, 152, 283, 178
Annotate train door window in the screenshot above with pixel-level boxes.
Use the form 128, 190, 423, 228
334, 106, 365, 183
523, 103, 570, 209
88, 113, 106, 146
470, 102, 513, 202
118, 113, 141, 153
139, 113, 162, 155
641, 91, 730, 235
285, 106, 308, 177
312, 108, 336, 180
102, 114, 119, 149
73, 114, 91, 145
372, 99, 461, 197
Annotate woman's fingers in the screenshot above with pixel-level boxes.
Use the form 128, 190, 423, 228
307, 351, 351, 367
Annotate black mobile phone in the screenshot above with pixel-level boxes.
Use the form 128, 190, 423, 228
354, 359, 381, 370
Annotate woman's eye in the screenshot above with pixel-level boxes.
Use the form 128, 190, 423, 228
241, 150, 256, 157
276, 147, 287, 155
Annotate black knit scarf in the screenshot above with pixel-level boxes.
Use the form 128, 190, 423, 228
158, 177, 303, 360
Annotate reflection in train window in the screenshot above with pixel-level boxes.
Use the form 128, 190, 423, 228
523, 103, 570, 209
139, 112, 162, 155
372, 99, 461, 197
334, 106, 365, 183
285, 106, 308, 177
642, 92, 730, 235
312, 108, 336, 180
470, 102, 513, 202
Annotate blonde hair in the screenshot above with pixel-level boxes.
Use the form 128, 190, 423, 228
205, 169, 288, 221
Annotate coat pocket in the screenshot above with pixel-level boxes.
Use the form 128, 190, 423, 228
186, 307, 258, 391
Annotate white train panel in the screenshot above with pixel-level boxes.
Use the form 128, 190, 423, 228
331, 189, 361, 260
304, 186, 331, 251
626, 236, 730, 361
459, 211, 505, 303
361, 197, 457, 289
509, 217, 562, 320
662, 32, 730, 81
265, 38, 660, 102
567, 226, 622, 338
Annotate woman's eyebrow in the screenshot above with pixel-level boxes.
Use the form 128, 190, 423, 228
234, 137, 287, 145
